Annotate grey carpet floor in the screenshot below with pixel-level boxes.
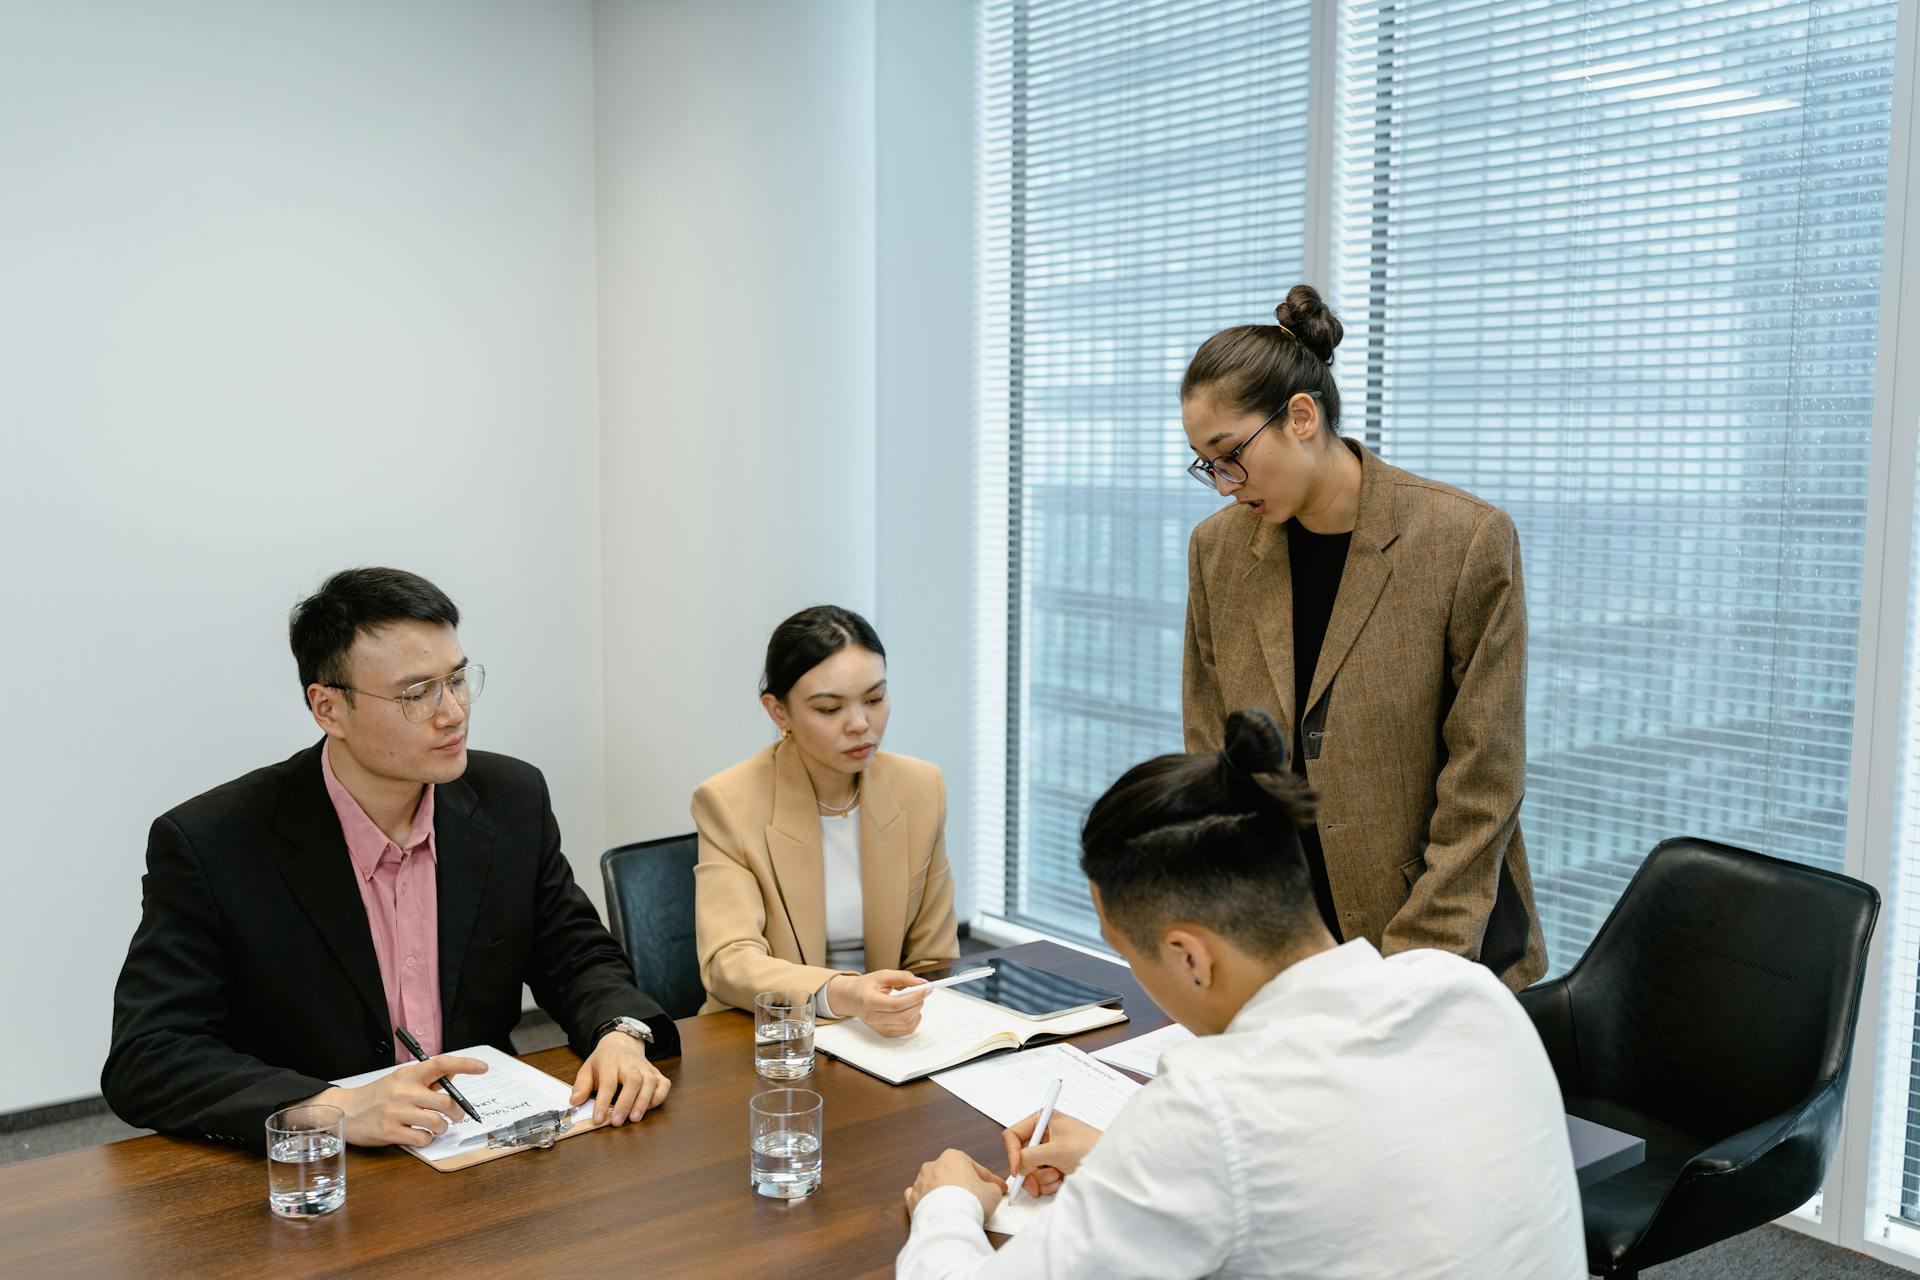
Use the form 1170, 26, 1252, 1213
6, 1008, 1910, 1279
1644, 1225, 1910, 1278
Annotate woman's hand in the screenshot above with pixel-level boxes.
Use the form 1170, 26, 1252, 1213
1001, 1109, 1102, 1196
829, 969, 932, 1036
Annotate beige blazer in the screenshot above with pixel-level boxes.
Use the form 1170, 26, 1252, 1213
1185, 439, 1548, 990
691, 738, 960, 1014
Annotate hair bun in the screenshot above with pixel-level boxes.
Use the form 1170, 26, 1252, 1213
1222, 709, 1289, 776
1274, 284, 1343, 366
1217, 709, 1319, 827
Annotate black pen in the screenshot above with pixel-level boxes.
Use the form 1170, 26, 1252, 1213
394, 1026, 484, 1125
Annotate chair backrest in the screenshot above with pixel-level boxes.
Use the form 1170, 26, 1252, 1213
600, 833, 705, 1022
1561, 837, 1878, 1139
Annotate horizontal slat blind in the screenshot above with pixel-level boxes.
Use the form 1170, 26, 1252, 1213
1332, 0, 1895, 986
977, 0, 1311, 943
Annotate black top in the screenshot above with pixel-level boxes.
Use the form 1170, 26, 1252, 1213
1287, 518, 1354, 939
102, 740, 677, 1151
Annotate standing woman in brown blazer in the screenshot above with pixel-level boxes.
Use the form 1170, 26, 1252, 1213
1180, 285, 1547, 990
692, 606, 960, 1033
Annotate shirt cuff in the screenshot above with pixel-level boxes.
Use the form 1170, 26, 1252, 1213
815, 976, 838, 1020
916, 1184, 988, 1226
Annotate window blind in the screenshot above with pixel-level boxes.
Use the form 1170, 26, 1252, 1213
1332, 0, 1895, 977
976, 0, 1313, 942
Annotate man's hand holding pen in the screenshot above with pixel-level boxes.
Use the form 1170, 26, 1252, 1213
300, 1054, 492, 1148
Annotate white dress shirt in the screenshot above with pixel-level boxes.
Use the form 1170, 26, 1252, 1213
820, 810, 864, 965
896, 940, 1586, 1280
814, 811, 864, 1018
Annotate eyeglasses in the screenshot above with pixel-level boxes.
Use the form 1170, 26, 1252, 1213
326, 663, 486, 723
1185, 392, 1320, 491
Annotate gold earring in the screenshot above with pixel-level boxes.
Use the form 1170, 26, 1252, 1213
780, 727, 792, 741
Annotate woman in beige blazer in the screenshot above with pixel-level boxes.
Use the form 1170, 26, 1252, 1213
1179, 285, 1547, 990
692, 605, 959, 1033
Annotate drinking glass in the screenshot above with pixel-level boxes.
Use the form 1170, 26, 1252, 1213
266, 1104, 346, 1218
754, 988, 816, 1079
749, 1088, 823, 1199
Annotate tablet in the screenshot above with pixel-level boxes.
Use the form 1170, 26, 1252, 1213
946, 957, 1125, 1021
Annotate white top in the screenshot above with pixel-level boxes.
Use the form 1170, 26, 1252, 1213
895, 940, 1587, 1280
821, 810, 863, 967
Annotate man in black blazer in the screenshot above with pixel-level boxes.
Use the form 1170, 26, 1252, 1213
104, 568, 680, 1152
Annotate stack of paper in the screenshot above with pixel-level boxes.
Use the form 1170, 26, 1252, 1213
931, 1044, 1144, 1236
1090, 1022, 1196, 1078
331, 1043, 594, 1167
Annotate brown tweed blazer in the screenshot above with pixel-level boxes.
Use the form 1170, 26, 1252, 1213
1184, 439, 1548, 990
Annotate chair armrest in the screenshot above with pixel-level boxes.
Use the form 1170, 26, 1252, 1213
1632, 1076, 1846, 1269
1516, 976, 1578, 1086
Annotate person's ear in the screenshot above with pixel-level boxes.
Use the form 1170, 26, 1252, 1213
308, 684, 348, 738
762, 692, 791, 738
1164, 928, 1215, 989
1285, 391, 1320, 441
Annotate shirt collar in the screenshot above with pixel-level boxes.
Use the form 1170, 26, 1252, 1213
320, 741, 437, 880
1226, 938, 1381, 1034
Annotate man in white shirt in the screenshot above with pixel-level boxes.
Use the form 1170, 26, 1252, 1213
896, 710, 1586, 1279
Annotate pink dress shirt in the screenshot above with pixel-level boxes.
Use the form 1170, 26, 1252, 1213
321, 744, 443, 1063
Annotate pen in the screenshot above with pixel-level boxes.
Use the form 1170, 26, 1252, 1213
1005, 1076, 1063, 1205
394, 1026, 484, 1125
908, 965, 996, 992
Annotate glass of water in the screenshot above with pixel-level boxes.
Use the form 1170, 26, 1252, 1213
266, 1103, 346, 1218
754, 988, 816, 1079
750, 1088, 823, 1199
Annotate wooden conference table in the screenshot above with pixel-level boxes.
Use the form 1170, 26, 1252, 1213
0, 942, 1642, 1279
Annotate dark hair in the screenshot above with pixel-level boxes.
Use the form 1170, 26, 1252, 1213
289, 567, 460, 706
1180, 284, 1345, 435
1080, 709, 1320, 960
760, 605, 886, 701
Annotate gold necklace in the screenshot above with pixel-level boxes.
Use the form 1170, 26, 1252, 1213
816, 775, 862, 817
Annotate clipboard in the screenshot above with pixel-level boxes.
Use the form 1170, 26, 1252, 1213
329, 1043, 608, 1173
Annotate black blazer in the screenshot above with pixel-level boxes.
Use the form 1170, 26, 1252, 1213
103, 741, 678, 1150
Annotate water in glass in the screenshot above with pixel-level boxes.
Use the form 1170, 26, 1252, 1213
751, 1128, 823, 1199
755, 1017, 815, 1080
268, 1131, 346, 1217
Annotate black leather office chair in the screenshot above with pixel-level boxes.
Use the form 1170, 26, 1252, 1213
1518, 837, 1878, 1278
600, 833, 706, 1021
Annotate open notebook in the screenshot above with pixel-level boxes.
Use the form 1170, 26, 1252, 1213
330, 1043, 602, 1172
813, 987, 1126, 1084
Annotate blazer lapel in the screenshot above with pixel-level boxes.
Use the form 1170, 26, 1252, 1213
766, 738, 827, 966
1305, 441, 1401, 714
275, 741, 387, 1037
1243, 515, 1297, 736
857, 756, 908, 971
433, 774, 494, 1021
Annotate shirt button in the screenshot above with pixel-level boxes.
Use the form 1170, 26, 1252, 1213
406, 955, 417, 967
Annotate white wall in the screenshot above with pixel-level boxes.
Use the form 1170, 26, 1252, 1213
875, 2, 979, 920
0, 0, 607, 1112
594, 0, 880, 847
0, 0, 975, 1117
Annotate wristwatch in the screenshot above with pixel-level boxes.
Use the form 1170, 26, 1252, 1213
595, 1015, 654, 1046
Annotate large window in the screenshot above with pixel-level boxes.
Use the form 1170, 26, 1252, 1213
1332, 0, 1897, 971
977, 0, 1313, 943
979, 0, 1920, 1264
